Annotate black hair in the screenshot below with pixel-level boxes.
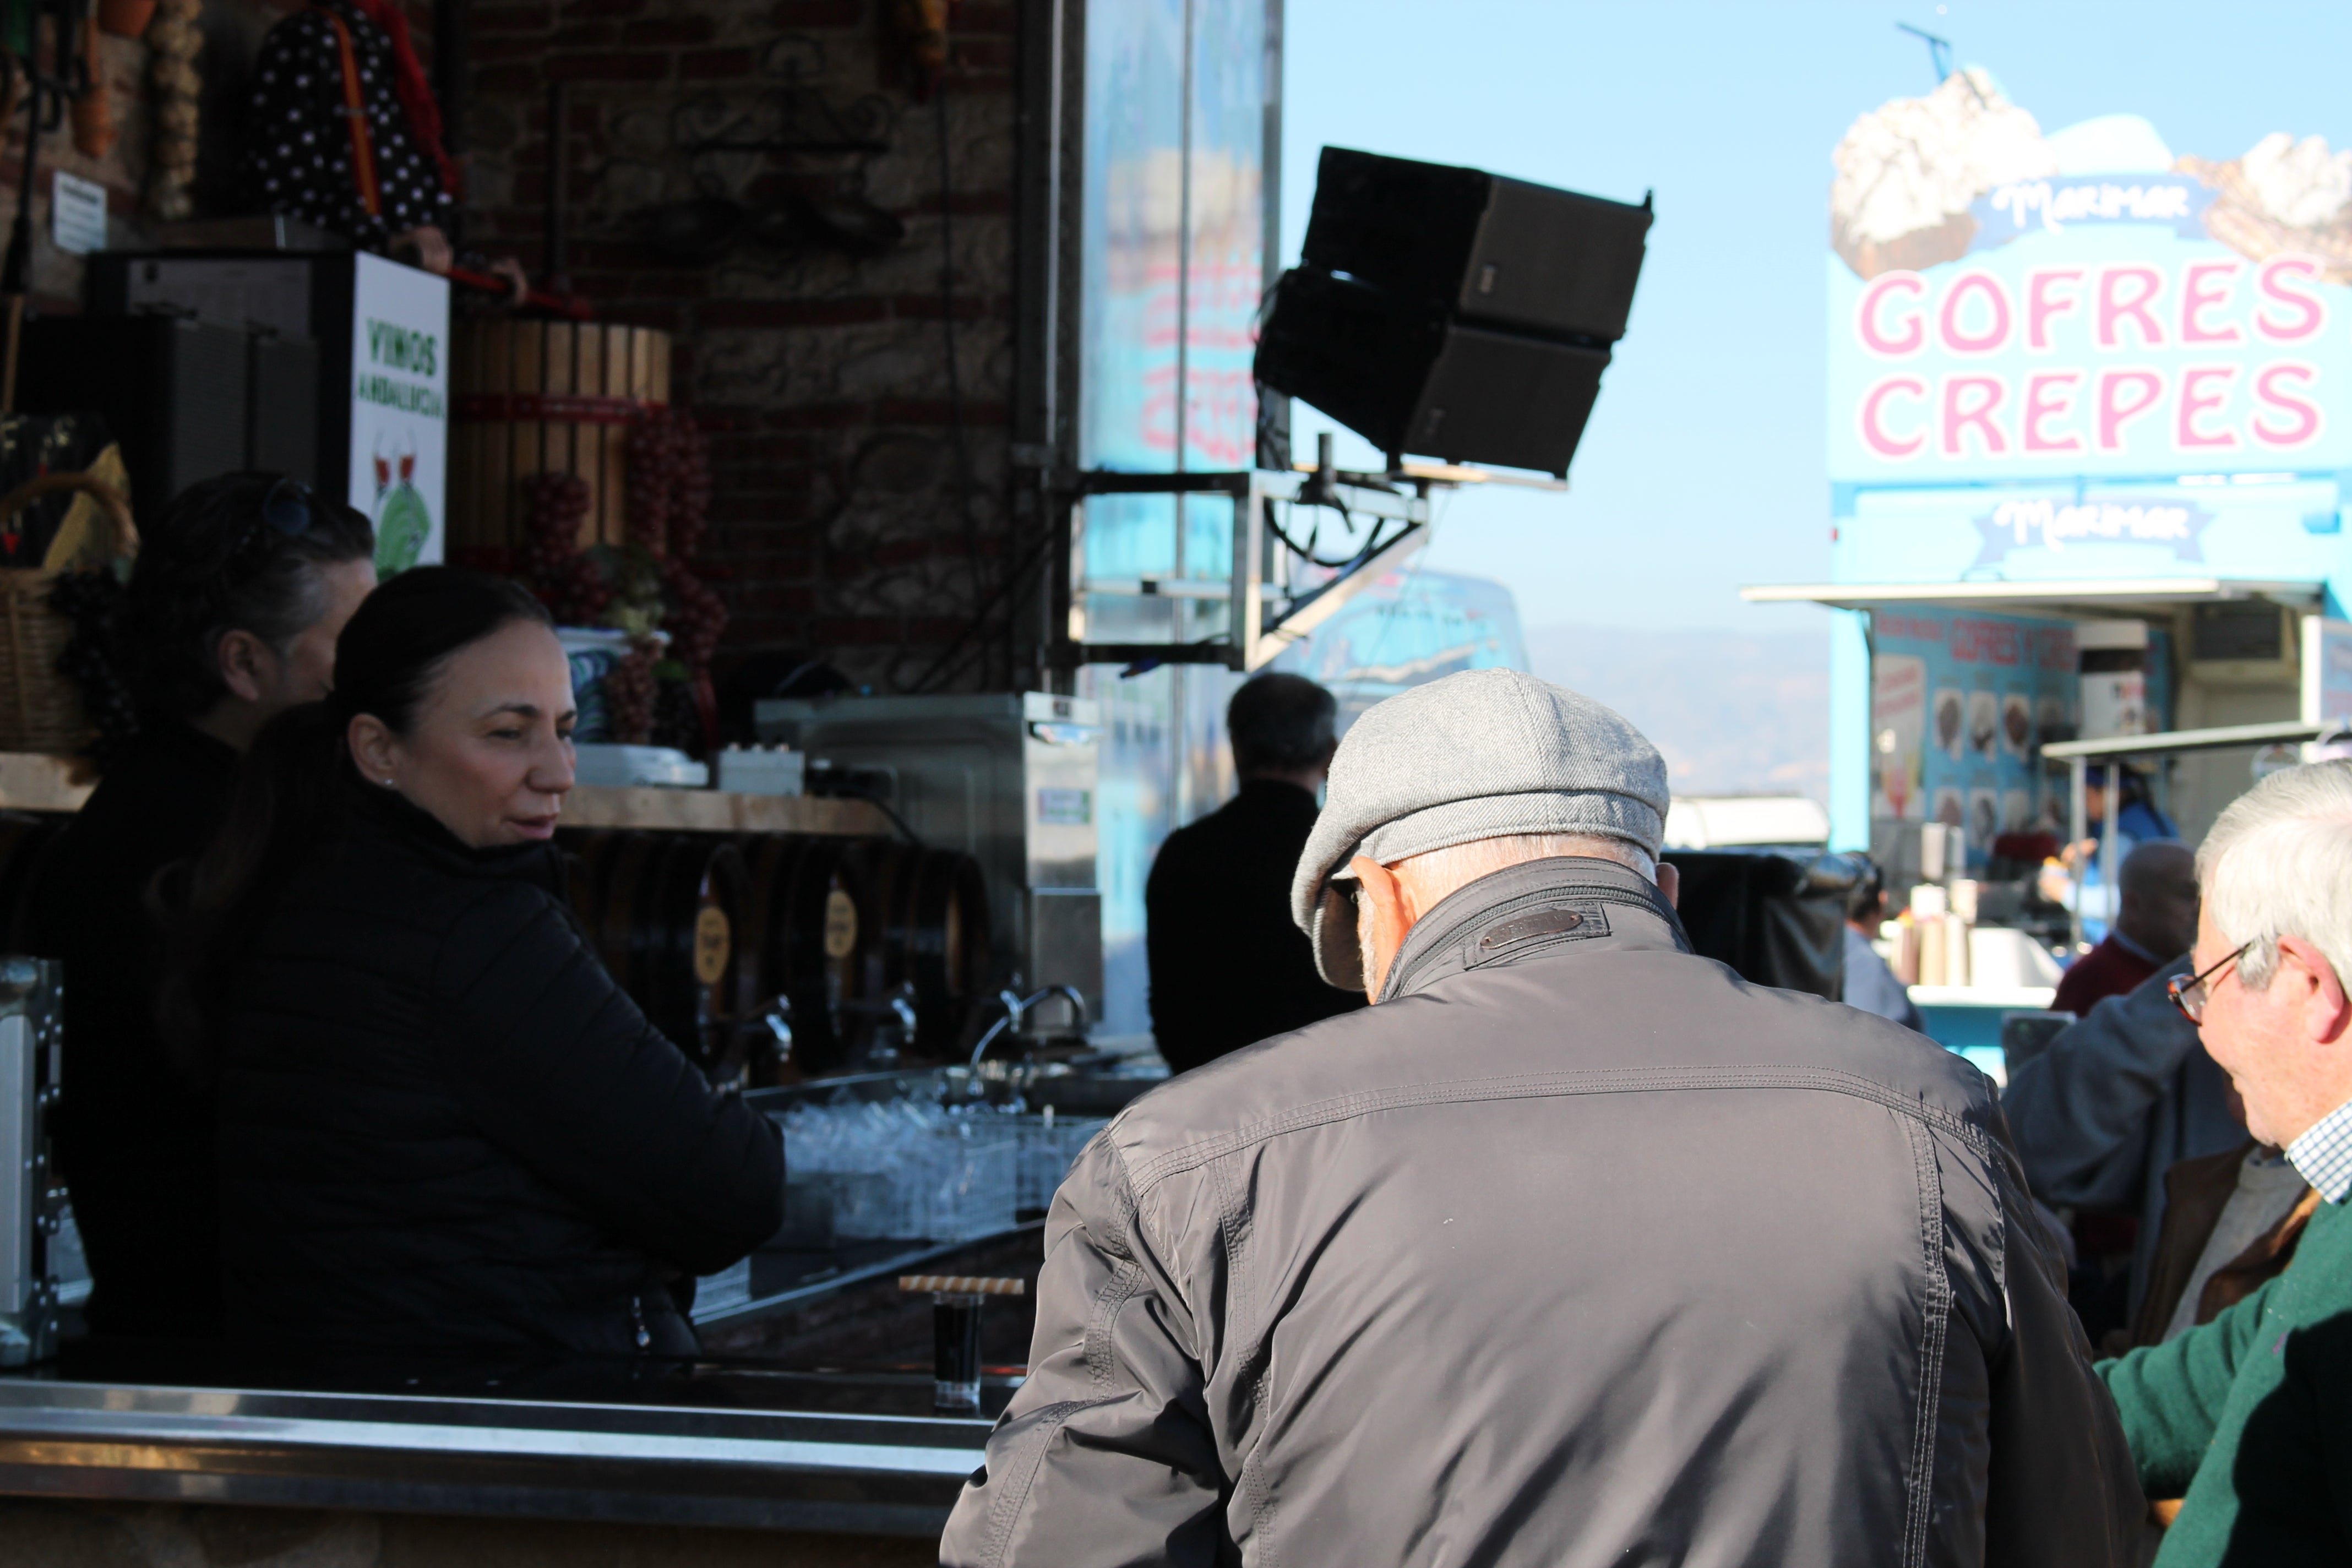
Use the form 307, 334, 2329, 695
1227, 672, 1338, 776
156, 567, 553, 1070
1844, 857, 1889, 926
123, 472, 375, 722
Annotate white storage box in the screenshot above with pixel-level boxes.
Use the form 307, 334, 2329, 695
715, 745, 806, 797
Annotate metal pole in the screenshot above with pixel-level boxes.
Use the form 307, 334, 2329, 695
2101, 766, 2118, 946
434, 0, 470, 247
2069, 757, 2086, 955
543, 80, 569, 290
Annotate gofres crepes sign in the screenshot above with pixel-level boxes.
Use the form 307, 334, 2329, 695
1826, 73, 2352, 482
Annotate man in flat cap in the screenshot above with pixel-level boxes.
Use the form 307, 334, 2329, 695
943, 671, 2143, 1567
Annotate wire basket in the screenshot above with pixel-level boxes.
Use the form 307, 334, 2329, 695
0, 471, 136, 755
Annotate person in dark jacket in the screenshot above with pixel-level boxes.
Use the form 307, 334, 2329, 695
161, 568, 782, 1358
41, 474, 376, 1339
2054, 838, 2198, 1017
1145, 672, 1361, 1072
946, 671, 2143, 1567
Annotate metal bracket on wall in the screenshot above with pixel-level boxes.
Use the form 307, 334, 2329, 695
1042, 467, 1431, 674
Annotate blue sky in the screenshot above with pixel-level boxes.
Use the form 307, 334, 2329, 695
1279, 0, 2352, 633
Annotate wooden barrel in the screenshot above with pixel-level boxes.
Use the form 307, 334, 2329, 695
447, 322, 672, 564
562, 829, 750, 1079
734, 834, 874, 1079
847, 839, 992, 1058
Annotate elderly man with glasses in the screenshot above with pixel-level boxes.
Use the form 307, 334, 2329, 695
2097, 760, 2352, 1566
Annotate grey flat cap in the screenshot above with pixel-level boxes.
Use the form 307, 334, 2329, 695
1291, 669, 1670, 989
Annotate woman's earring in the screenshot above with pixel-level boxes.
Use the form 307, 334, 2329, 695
383, 777, 396, 788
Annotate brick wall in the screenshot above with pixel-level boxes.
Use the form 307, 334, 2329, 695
459, 0, 1021, 692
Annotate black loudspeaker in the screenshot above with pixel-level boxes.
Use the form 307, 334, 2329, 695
18, 316, 249, 526
1254, 267, 1611, 476
248, 333, 321, 483
1302, 147, 1653, 341
1663, 851, 1868, 1003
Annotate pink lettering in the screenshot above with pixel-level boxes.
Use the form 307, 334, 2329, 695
2176, 365, 2239, 450
1857, 273, 1927, 357
1860, 377, 1928, 457
1942, 375, 2007, 457
2097, 369, 2163, 450
2180, 262, 2243, 345
2022, 372, 2082, 453
1938, 273, 2011, 354
2097, 266, 2165, 349
1948, 620, 2022, 666
2252, 362, 2322, 447
2027, 269, 2082, 351
2256, 257, 2326, 341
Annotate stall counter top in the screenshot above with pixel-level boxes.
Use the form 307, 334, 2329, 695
0, 1373, 986, 1537
1905, 985, 2057, 1008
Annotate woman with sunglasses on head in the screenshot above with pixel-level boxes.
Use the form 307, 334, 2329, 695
41, 473, 376, 1342
159, 568, 781, 1361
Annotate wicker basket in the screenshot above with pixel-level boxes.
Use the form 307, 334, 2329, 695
0, 472, 137, 755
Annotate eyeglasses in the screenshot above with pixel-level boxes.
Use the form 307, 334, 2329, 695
2169, 943, 2251, 1023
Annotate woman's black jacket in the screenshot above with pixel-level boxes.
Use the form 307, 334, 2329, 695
215, 783, 783, 1357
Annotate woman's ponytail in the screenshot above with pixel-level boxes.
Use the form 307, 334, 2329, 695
153, 700, 347, 1078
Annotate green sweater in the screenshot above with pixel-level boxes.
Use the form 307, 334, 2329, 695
2098, 1193, 2352, 1566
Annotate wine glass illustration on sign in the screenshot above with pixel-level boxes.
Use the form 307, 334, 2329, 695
372, 428, 432, 575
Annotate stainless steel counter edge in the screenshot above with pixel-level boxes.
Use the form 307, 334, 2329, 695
0, 1381, 989, 1537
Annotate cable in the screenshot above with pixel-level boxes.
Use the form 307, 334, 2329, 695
932, 79, 988, 684
1264, 496, 1404, 570
906, 524, 1057, 694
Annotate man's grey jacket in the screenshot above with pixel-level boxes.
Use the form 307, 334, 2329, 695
941, 859, 2143, 1567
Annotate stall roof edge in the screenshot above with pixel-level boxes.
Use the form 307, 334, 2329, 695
1736, 578, 2322, 618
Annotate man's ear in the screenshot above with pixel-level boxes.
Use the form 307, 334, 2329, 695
1656, 861, 1680, 910
1349, 855, 1412, 1000
215, 628, 273, 705
2278, 935, 2352, 1046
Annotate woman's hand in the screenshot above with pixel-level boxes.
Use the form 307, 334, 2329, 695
389, 225, 454, 274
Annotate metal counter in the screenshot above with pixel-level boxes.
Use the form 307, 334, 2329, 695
0, 1372, 992, 1537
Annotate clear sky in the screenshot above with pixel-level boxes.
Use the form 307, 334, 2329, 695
1279, 0, 2352, 633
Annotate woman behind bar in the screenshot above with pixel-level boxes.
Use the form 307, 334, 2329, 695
45, 475, 376, 1340
161, 568, 782, 1358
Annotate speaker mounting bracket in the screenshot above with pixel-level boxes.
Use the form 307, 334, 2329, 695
1042, 467, 1431, 674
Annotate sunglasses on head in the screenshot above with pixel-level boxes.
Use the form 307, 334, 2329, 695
232, 477, 325, 563
261, 476, 319, 536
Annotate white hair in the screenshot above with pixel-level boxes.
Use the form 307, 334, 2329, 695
2198, 760, 2352, 989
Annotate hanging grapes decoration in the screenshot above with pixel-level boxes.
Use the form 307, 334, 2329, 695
519, 410, 723, 749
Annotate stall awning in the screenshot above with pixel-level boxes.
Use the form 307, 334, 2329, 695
1738, 577, 2323, 618
2042, 721, 2329, 761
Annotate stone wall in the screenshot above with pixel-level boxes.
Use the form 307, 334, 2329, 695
459, 0, 1023, 691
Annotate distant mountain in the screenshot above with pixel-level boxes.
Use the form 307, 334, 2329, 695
1523, 622, 1830, 804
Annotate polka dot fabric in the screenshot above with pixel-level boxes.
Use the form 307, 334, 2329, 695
239, 0, 452, 248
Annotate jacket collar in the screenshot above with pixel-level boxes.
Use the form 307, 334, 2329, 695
344, 772, 566, 894
1379, 856, 1691, 1004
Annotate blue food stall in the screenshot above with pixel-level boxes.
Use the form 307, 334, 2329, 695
1744, 80, 2352, 1070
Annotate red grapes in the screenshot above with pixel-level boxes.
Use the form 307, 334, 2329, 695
523, 411, 722, 693
604, 642, 657, 745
